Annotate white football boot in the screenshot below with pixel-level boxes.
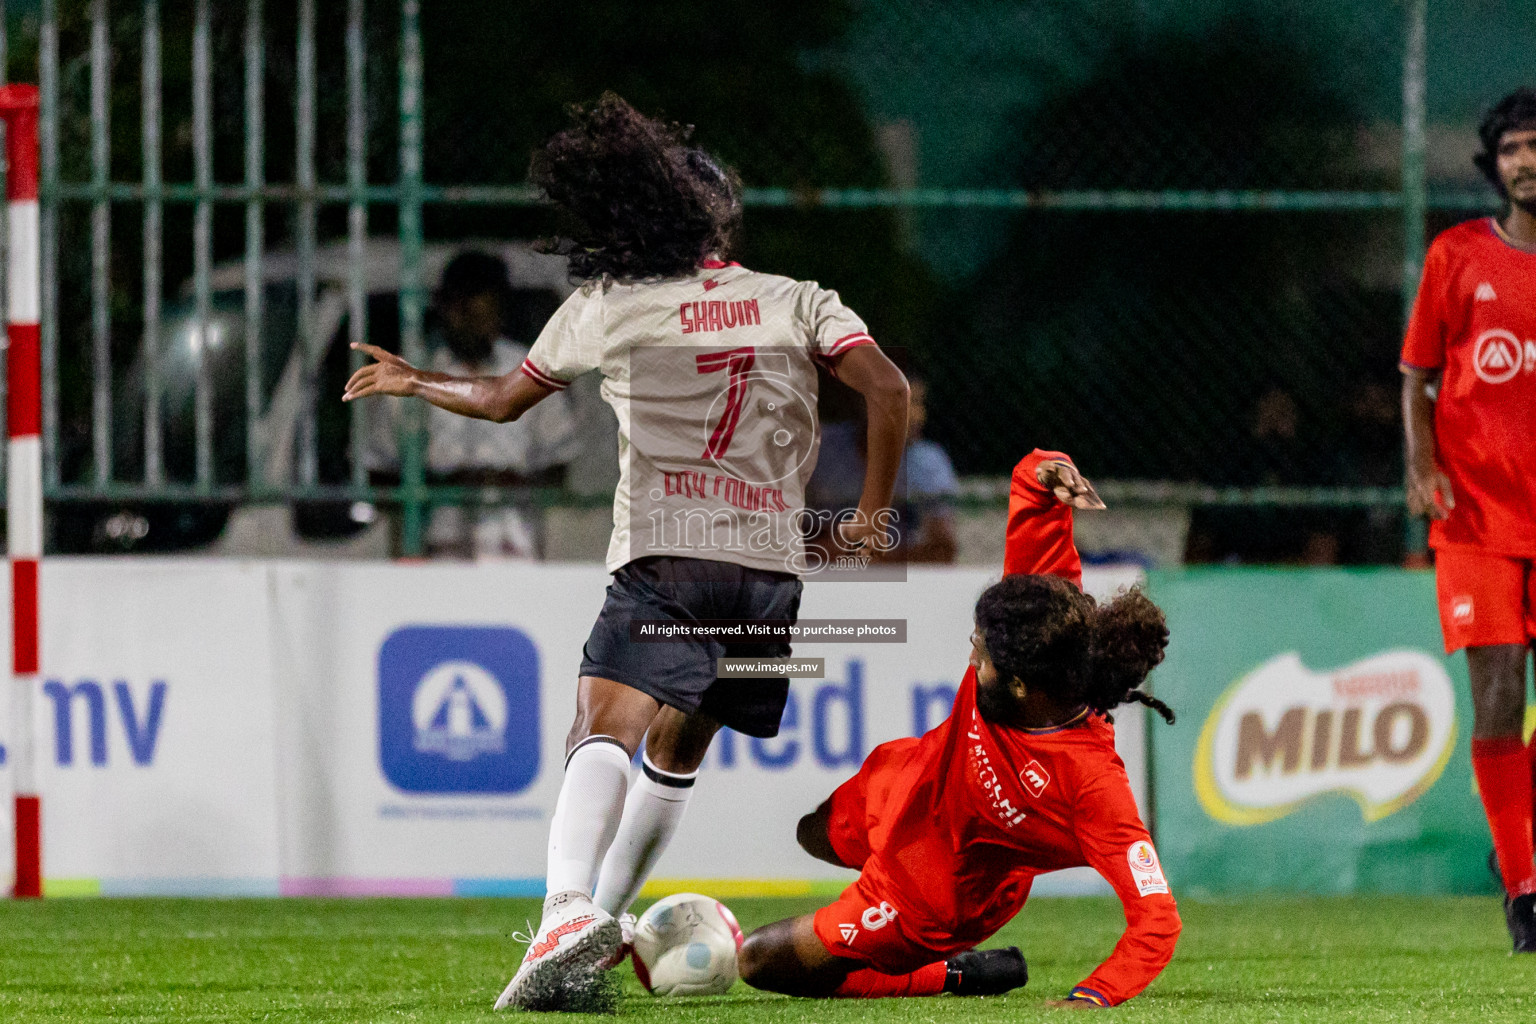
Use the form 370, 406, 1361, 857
494, 892, 621, 1011
606, 912, 638, 968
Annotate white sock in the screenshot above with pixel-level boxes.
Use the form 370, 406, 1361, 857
593, 753, 698, 916
544, 736, 633, 906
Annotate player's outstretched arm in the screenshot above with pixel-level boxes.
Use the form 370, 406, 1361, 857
1068, 769, 1181, 1007
1004, 449, 1101, 583
830, 345, 909, 549
1400, 366, 1453, 519
341, 342, 554, 423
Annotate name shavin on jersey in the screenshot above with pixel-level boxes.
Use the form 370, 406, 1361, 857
679, 298, 762, 334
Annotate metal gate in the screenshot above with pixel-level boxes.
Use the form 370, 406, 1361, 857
6, 0, 1495, 556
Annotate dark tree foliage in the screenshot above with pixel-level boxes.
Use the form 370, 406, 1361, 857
927, 17, 1398, 492
417, 1, 939, 383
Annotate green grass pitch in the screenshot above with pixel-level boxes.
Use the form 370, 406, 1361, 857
1, 895, 1534, 1022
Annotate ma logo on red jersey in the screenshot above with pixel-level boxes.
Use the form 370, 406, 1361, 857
1473, 329, 1526, 385
1020, 759, 1050, 798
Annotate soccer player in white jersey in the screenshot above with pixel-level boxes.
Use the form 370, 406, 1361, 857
344, 93, 909, 1010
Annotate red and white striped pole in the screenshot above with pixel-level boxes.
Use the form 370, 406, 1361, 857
0, 84, 42, 899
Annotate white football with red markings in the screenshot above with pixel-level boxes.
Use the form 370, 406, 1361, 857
630, 893, 743, 996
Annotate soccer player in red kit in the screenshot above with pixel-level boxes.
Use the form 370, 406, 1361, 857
736, 450, 1181, 1007
1400, 87, 1536, 952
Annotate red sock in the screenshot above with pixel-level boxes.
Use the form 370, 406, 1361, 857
1471, 737, 1536, 897
833, 962, 946, 998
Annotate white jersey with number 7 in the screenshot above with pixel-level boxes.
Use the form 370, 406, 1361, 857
521, 259, 877, 576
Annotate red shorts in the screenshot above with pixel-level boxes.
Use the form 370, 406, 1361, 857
1435, 547, 1536, 653
813, 738, 962, 974
812, 872, 957, 975
822, 736, 920, 869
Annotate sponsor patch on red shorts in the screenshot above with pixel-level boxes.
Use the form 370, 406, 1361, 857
1434, 548, 1535, 651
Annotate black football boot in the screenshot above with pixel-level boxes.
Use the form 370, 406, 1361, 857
943, 947, 1029, 996
1506, 892, 1536, 953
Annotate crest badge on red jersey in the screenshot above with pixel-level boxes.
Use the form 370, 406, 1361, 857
1127, 841, 1170, 897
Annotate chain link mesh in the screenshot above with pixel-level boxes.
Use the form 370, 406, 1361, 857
26, 0, 1534, 560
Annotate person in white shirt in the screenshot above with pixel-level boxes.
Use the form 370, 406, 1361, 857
367, 251, 579, 557
344, 93, 909, 1010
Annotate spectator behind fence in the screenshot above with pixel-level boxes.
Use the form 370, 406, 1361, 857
808, 377, 959, 564
367, 250, 580, 557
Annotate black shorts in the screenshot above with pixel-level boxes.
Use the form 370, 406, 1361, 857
579, 556, 803, 738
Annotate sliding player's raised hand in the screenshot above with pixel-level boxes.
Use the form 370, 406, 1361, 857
343, 343, 421, 401
1036, 460, 1105, 510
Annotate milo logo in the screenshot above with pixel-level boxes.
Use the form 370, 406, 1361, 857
1194, 651, 1456, 825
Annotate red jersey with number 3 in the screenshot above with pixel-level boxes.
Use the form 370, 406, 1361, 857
1400, 218, 1536, 556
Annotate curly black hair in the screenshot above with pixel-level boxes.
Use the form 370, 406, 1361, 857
975, 574, 1174, 725
1474, 87, 1536, 197
529, 93, 743, 281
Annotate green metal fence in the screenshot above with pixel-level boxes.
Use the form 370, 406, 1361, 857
6, 0, 1518, 558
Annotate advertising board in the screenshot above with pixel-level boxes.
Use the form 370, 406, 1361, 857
1149, 569, 1493, 896
1, 560, 1145, 897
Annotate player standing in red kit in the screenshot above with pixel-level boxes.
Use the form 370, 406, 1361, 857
1400, 88, 1536, 952
735, 450, 1181, 1007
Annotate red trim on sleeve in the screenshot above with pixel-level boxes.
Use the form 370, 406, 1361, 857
826, 335, 876, 357
826, 332, 876, 357
519, 359, 570, 391
812, 337, 878, 381
1398, 359, 1442, 372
